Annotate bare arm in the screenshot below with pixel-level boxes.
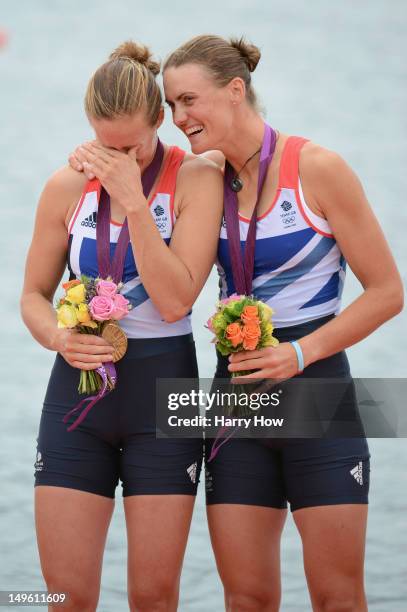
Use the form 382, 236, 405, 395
21, 167, 113, 368
298, 145, 404, 366
229, 145, 404, 380
126, 158, 223, 321
79, 144, 224, 322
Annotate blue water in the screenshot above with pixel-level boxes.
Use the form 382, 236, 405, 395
0, 1, 406, 610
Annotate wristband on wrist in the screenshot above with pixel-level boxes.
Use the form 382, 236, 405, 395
290, 340, 305, 373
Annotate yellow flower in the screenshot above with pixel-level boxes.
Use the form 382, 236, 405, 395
57, 304, 78, 328
76, 303, 90, 323
76, 303, 98, 328
66, 283, 86, 304
259, 302, 274, 322
265, 322, 274, 336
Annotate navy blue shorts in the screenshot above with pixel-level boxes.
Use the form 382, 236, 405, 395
35, 334, 203, 498
205, 316, 370, 512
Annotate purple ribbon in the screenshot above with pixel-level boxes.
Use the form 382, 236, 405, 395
207, 425, 241, 462
208, 125, 277, 461
63, 363, 117, 431
223, 124, 277, 295
65, 140, 164, 431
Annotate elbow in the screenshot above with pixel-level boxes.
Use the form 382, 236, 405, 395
383, 282, 404, 320
392, 286, 404, 316
160, 303, 192, 324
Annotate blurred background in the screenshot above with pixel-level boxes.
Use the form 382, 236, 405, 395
0, 1, 406, 610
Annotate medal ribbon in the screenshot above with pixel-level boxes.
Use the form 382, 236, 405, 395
223, 124, 277, 295
209, 125, 277, 461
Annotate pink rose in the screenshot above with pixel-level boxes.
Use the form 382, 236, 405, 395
206, 316, 215, 332
111, 294, 130, 320
220, 294, 244, 305
89, 296, 115, 321
96, 280, 118, 298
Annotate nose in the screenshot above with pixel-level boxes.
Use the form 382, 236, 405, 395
172, 104, 188, 128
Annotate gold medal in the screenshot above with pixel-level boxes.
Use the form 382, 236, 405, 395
101, 321, 128, 362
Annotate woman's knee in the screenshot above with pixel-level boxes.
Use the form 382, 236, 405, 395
225, 588, 280, 612
44, 577, 99, 612
311, 586, 367, 612
128, 579, 178, 611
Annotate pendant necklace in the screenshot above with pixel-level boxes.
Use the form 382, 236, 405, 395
230, 146, 262, 192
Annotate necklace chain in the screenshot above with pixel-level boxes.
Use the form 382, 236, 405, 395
230, 147, 261, 192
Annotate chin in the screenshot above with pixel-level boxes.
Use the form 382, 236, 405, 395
189, 140, 210, 155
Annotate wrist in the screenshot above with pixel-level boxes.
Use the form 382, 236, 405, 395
297, 336, 321, 368
122, 194, 148, 215
49, 327, 65, 352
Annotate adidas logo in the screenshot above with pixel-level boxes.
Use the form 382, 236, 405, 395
154, 204, 165, 217
81, 211, 97, 228
350, 462, 363, 486
187, 462, 197, 484
281, 200, 293, 212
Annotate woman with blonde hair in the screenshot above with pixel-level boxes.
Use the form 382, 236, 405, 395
21, 41, 223, 611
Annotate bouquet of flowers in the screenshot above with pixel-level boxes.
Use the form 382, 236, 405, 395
207, 294, 279, 415
207, 294, 278, 356
56, 277, 131, 395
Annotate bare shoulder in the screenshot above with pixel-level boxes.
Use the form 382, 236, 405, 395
201, 150, 225, 169
300, 141, 354, 185
173, 154, 223, 216
179, 153, 223, 177
299, 141, 363, 212
40, 165, 88, 223
177, 153, 223, 191
44, 165, 88, 199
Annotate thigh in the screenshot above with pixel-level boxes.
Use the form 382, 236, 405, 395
293, 504, 368, 608
124, 495, 195, 599
205, 437, 287, 607
285, 438, 370, 609
36, 354, 120, 497
35, 487, 114, 604
207, 504, 287, 604
120, 341, 203, 496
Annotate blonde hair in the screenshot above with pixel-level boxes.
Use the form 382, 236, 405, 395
163, 34, 261, 107
85, 40, 162, 124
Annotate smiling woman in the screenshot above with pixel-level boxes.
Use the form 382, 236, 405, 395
161, 33, 404, 612
20, 40, 223, 612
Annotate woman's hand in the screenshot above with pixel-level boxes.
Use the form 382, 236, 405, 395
68, 141, 97, 179
77, 142, 146, 212
228, 342, 299, 382
52, 328, 114, 370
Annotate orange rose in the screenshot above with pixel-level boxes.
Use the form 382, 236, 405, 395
242, 322, 261, 351
241, 305, 260, 324
225, 322, 243, 348
62, 279, 82, 291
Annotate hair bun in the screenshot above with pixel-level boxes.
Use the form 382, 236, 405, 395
230, 37, 261, 72
109, 40, 161, 75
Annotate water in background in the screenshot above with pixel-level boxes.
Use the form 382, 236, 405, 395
0, 1, 406, 610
